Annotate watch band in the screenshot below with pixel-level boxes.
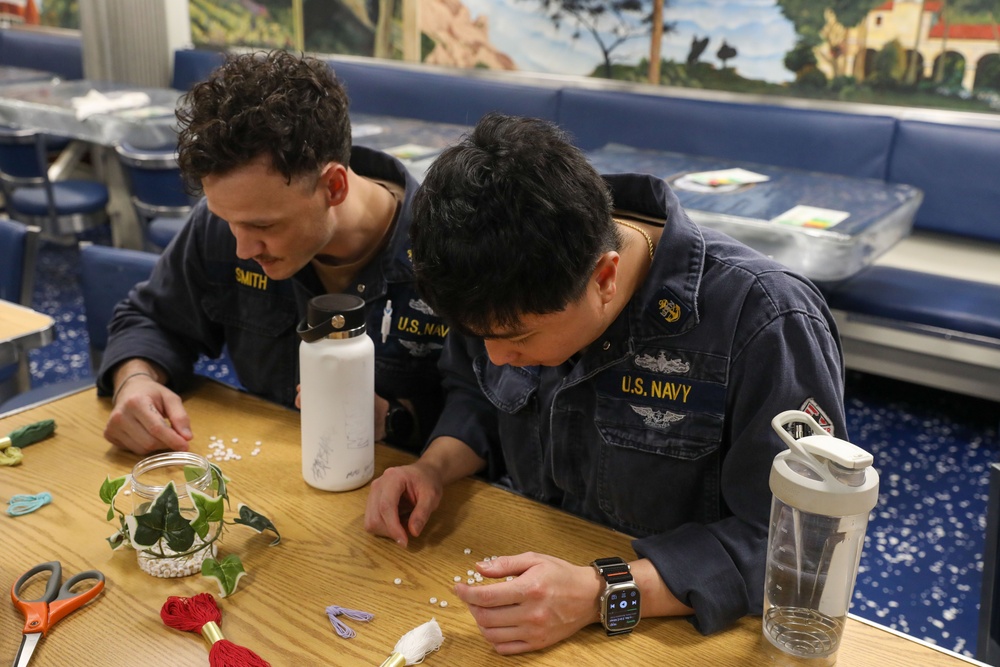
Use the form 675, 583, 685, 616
593, 556, 633, 584
383, 399, 414, 446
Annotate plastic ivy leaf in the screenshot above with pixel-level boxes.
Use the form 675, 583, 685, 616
130, 481, 197, 553
234, 503, 281, 546
106, 530, 127, 551
208, 463, 230, 506
100, 475, 128, 520
202, 554, 246, 598
187, 486, 225, 540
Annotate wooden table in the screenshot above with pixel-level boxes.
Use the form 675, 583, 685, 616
0, 300, 55, 403
0, 382, 985, 665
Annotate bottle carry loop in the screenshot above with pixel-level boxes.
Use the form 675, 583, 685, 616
296, 316, 365, 343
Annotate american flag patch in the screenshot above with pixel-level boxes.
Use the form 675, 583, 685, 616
800, 398, 834, 436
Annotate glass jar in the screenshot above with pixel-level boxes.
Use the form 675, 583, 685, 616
130, 451, 219, 578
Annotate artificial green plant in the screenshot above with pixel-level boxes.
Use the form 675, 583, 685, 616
99, 462, 280, 596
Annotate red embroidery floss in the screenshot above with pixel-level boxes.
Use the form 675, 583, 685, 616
160, 593, 270, 667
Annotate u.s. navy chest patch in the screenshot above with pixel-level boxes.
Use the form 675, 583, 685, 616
388, 297, 447, 357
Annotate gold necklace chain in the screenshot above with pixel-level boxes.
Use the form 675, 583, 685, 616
614, 218, 655, 260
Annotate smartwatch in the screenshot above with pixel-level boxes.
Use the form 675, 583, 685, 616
592, 557, 641, 636
383, 399, 415, 446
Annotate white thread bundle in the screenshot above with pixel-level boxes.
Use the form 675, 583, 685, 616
378, 618, 444, 666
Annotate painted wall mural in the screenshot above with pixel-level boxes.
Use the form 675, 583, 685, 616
1, 0, 77, 28
15, 0, 999, 114
185, 0, 1000, 114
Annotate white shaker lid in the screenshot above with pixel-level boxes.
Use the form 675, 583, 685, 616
769, 410, 879, 517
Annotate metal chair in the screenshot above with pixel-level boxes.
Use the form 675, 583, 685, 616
0, 126, 110, 237
114, 140, 195, 251
980, 462, 1000, 665
0, 218, 42, 403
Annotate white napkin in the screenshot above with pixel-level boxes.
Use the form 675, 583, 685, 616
71, 89, 152, 120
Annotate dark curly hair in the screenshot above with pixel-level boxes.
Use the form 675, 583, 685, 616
410, 113, 618, 336
176, 50, 351, 188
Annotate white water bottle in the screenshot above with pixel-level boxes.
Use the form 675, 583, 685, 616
297, 294, 374, 491
762, 410, 879, 666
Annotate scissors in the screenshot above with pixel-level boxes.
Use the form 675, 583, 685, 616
10, 561, 105, 667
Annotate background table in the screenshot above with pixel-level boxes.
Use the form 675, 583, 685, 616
0, 66, 57, 87
0, 381, 983, 665
351, 113, 470, 181
0, 300, 55, 403
0, 79, 180, 148
587, 144, 923, 282
0, 79, 182, 249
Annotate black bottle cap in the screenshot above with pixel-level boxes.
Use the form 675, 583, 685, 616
298, 294, 367, 342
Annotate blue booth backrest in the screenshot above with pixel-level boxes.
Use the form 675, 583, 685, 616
887, 120, 1000, 244
327, 58, 561, 125
0, 28, 83, 80
557, 88, 898, 180
171, 49, 225, 91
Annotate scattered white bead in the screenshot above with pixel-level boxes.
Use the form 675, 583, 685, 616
210, 435, 217, 441
123, 490, 131, 496
429, 597, 438, 604
463, 548, 472, 555
439, 600, 448, 608
453, 575, 462, 582
393, 578, 402, 585
467, 578, 475, 585
467, 569, 474, 576
506, 576, 514, 581
232, 438, 238, 443
251, 449, 260, 456
255, 440, 262, 446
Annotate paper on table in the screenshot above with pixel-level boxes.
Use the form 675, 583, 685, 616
353, 123, 384, 138
71, 89, 152, 120
384, 143, 440, 161
672, 167, 770, 193
770, 205, 850, 229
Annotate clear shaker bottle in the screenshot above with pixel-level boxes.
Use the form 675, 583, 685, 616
762, 410, 879, 665
297, 294, 375, 492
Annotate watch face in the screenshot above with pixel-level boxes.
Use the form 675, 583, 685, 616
605, 586, 641, 632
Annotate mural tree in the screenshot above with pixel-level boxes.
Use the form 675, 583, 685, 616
686, 35, 710, 66
717, 40, 737, 69
524, 0, 674, 78
777, 0, 883, 81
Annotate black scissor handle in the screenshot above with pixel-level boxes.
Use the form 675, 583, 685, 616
56, 570, 105, 601
12, 561, 62, 603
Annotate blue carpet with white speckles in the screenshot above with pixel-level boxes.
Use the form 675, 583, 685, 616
17, 236, 1000, 659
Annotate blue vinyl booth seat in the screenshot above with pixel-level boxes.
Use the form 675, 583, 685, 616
825, 267, 1000, 343
0, 219, 42, 404
0, 127, 110, 237
0, 28, 84, 81
115, 140, 196, 250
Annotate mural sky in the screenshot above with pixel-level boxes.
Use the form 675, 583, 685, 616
462, 0, 798, 82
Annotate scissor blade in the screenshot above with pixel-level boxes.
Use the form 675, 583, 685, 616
12, 632, 40, 667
